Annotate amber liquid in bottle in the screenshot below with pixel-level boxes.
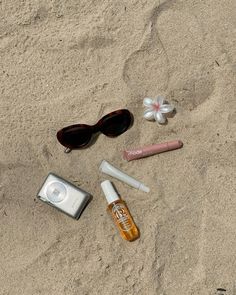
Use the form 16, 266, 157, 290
107, 199, 139, 241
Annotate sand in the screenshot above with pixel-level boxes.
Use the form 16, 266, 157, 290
0, 0, 236, 294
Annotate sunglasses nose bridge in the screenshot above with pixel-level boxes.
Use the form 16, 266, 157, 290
92, 123, 101, 134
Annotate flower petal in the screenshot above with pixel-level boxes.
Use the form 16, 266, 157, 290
154, 111, 166, 124
144, 109, 155, 120
160, 104, 175, 113
156, 96, 164, 106
143, 97, 154, 107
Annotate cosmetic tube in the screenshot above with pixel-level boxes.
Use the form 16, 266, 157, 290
123, 140, 183, 161
101, 180, 139, 241
99, 160, 150, 193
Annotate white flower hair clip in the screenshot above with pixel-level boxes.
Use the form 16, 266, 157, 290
143, 96, 175, 124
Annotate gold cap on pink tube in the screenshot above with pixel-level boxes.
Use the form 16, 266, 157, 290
123, 140, 183, 161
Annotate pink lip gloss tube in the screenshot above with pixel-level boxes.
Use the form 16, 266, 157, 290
123, 140, 183, 161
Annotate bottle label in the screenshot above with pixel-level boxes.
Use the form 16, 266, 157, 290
112, 203, 132, 231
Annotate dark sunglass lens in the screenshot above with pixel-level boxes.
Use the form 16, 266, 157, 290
57, 125, 92, 149
101, 111, 132, 137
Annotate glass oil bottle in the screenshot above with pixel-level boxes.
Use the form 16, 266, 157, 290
101, 180, 139, 241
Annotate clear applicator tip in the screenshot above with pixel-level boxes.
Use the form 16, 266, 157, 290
139, 183, 150, 193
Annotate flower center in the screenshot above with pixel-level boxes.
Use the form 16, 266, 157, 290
153, 103, 160, 111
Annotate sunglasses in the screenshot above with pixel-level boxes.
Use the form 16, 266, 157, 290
57, 109, 133, 152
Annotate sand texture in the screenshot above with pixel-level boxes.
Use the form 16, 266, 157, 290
0, 0, 236, 294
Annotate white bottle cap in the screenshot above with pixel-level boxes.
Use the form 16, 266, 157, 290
101, 180, 120, 204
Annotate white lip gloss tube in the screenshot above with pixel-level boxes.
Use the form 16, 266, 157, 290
99, 160, 150, 193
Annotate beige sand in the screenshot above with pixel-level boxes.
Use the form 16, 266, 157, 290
0, 0, 236, 294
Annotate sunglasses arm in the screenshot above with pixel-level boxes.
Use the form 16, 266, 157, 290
64, 147, 72, 153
